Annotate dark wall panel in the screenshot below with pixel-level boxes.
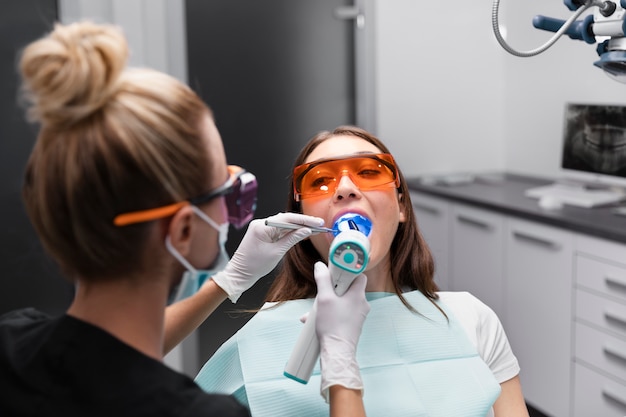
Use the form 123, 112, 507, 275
0, 1, 73, 316
185, 0, 355, 365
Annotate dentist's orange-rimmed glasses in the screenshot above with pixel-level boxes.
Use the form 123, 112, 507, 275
113, 165, 257, 229
293, 153, 400, 202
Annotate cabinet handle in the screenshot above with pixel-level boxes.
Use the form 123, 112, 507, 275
511, 231, 561, 250
605, 308, 626, 326
456, 215, 492, 230
602, 385, 626, 408
605, 274, 626, 290
603, 343, 626, 362
412, 203, 440, 216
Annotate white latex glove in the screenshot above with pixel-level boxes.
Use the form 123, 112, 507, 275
313, 261, 370, 402
212, 212, 324, 302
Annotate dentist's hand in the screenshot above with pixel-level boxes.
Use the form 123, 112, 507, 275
313, 262, 370, 402
212, 212, 324, 302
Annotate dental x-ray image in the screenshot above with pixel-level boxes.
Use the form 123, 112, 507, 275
562, 103, 626, 176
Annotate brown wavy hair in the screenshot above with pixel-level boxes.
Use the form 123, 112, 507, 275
265, 126, 438, 311
19, 22, 211, 280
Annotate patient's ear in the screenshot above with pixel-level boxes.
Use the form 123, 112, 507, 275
398, 193, 407, 223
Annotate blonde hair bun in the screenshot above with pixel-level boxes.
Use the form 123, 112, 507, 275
20, 21, 128, 127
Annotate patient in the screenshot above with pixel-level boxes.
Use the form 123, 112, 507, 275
195, 126, 531, 417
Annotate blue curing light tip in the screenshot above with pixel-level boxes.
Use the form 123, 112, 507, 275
332, 213, 372, 237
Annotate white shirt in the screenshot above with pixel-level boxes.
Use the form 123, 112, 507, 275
437, 291, 521, 416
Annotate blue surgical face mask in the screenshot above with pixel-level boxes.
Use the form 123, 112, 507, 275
165, 206, 230, 305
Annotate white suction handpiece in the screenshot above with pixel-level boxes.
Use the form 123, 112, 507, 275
283, 224, 370, 384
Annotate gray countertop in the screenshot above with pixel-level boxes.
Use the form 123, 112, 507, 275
406, 172, 626, 245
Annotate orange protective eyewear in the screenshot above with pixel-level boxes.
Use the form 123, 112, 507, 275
113, 165, 257, 228
293, 153, 400, 201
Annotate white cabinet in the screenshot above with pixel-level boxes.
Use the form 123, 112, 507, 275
409, 189, 626, 416
410, 190, 626, 416
411, 192, 451, 291
450, 204, 506, 321
573, 235, 626, 417
505, 219, 574, 417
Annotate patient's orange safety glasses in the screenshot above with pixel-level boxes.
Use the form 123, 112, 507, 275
293, 153, 400, 201
113, 165, 257, 228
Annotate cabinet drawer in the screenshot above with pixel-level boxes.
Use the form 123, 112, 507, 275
576, 289, 626, 339
575, 322, 626, 382
577, 234, 626, 262
573, 363, 626, 417
576, 255, 626, 303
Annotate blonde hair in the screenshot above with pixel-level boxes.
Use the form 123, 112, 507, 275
19, 21, 212, 280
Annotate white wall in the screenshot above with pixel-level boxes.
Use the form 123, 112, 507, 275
372, 0, 626, 179
373, 0, 506, 177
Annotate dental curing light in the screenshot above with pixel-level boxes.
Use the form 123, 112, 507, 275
283, 214, 371, 384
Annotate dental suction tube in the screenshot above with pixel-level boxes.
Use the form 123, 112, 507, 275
283, 215, 371, 384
